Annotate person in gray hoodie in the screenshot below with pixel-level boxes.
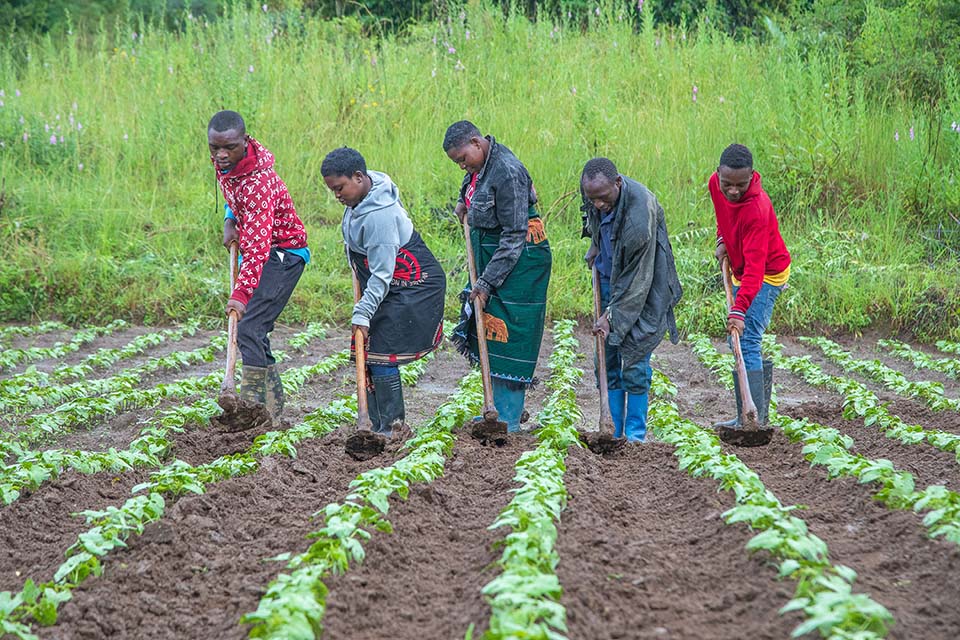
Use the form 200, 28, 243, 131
321, 147, 446, 436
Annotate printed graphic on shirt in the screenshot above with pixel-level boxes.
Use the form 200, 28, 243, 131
483, 312, 509, 343
527, 218, 547, 244
361, 249, 428, 287
393, 248, 422, 282
465, 172, 480, 206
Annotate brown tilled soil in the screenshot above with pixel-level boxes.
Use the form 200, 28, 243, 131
0, 322, 958, 639
556, 444, 801, 640
655, 337, 960, 640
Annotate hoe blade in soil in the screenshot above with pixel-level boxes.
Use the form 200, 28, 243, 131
469, 410, 509, 445
717, 423, 774, 447
582, 430, 627, 455
345, 430, 387, 461
212, 390, 273, 433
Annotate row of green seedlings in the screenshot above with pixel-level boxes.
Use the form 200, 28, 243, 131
647, 364, 894, 639
879, 339, 960, 381
473, 318, 583, 640
0, 346, 349, 507
0, 326, 330, 499
762, 337, 960, 464
0, 322, 69, 346
243, 367, 482, 639
801, 337, 960, 413
0, 321, 202, 411
286, 323, 328, 352
937, 340, 960, 356
0, 329, 218, 415
0, 320, 128, 371
690, 335, 960, 547
0, 337, 235, 460
0, 346, 411, 638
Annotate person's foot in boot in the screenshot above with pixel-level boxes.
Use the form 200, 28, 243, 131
608, 388, 626, 439
371, 371, 405, 438
625, 392, 649, 442
213, 364, 272, 432
265, 364, 285, 425
712, 370, 743, 429
746, 368, 766, 427
761, 359, 774, 425
240, 365, 268, 407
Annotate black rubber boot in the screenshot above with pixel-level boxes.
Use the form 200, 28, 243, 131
746, 368, 766, 425
712, 370, 742, 429
240, 365, 268, 406
761, 359, 773, 425
265, 364, 285, 422
366, 385, 382, 433
371, 372, 405, 437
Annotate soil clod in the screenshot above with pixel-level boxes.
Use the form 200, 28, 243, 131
468, 418, 509, 446
345, 430, 386, 461
716, 424, 775, 447
210, 399, 272, 433
581, 430, 627, 455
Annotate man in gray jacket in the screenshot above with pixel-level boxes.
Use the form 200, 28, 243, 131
582, 158, 682, 441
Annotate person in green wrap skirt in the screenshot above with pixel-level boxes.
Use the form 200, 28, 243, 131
443, 120, 552, 432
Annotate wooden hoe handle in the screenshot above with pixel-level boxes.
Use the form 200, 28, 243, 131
720, 258, 759, 426
221, 242, 240, 394
463, 218, 498, 419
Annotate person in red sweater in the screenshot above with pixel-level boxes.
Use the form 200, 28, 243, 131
208, 110, 310, 423
709, 143, 790, 428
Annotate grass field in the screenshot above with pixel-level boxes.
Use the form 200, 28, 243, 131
0, 2, 957, 339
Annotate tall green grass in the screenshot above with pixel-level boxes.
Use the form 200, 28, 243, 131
0, 2, 957, 338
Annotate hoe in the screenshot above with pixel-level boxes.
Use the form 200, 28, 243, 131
583, 265, 626, 454
463, 217, 508, 442
716, 257, 773, 447
212, 241, 273, 432
345, 269, 388, 461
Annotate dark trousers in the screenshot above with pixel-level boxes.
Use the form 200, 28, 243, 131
238, 248, 305, 367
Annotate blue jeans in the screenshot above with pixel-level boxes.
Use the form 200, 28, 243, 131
730, 281, 783, 370
368, 364, 398, 377
595, 277, 653, 395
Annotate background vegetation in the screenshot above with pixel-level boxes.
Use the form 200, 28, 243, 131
0, 0, 957, 339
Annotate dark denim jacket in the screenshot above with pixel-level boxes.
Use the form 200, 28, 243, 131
457, 136, 538, 291
583, 176, 682, 361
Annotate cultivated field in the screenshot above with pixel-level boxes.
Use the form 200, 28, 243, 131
1, 319, 959, 639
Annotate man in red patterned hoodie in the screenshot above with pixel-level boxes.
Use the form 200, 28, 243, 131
208, 110, 309, 423
709, 143, 790, 430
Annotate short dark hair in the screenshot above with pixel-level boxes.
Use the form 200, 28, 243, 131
719, 144, 753, 170
321, 147, 367, 178
581, 157, 619, 183
443, 120, 483, 152
208, 110, 245, 134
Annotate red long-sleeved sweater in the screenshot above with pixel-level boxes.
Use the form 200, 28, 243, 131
709, 171, 790, 321
214, 138, 308, 305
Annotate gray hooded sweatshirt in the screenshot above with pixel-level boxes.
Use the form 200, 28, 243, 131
342, 171, 414, 327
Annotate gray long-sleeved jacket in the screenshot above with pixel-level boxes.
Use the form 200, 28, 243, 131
457, 136, 537, 293
583, 175, 682, 362
342, 171, 414, 327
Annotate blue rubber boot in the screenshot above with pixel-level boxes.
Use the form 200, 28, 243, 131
625, 392, 649, 442
492, 378, 526, 433
608, 389, 626, 439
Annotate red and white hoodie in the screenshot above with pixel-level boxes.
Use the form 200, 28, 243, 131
709, 171, 790, 322
214, 137, 308, 305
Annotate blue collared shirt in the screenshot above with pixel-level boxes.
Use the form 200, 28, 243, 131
595, 206, 617, 279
